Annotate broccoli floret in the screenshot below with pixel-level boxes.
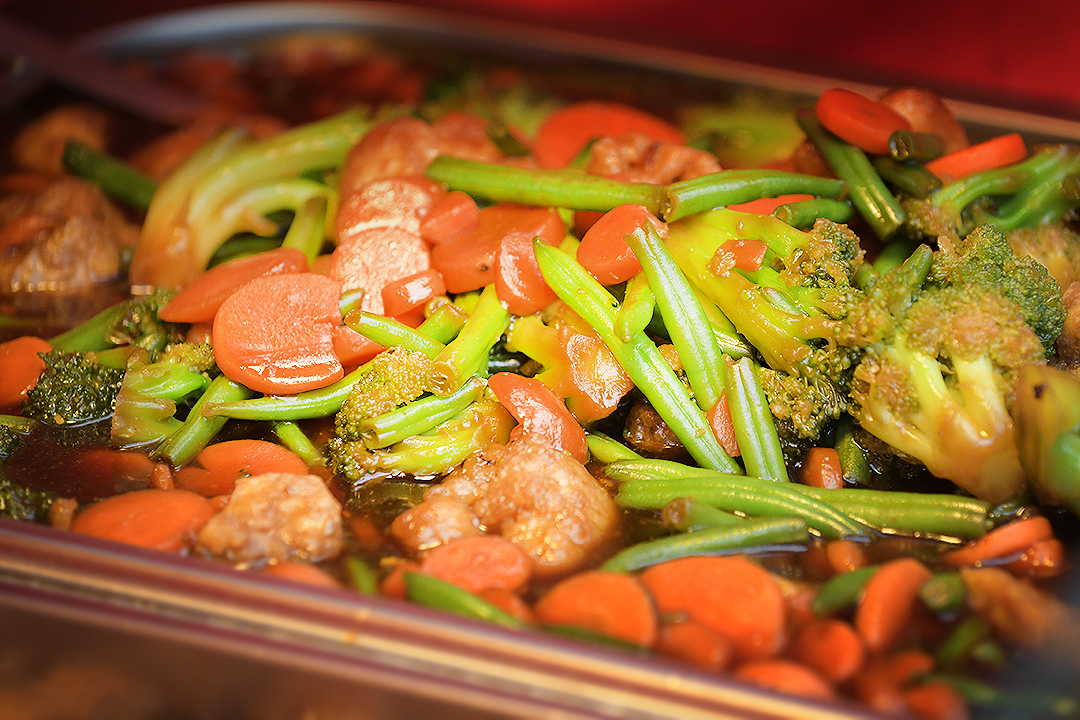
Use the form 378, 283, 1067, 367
1006, 222, 1080, 292
0, 418, 54, 523
334, 347, 434, 442
932, 224, 1065, 347
23, 349, 125, 447
110, 343, 218, 449
106, 288, 187, 355
903, 144, 1080, 240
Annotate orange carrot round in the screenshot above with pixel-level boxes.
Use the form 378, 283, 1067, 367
212, 272, 344, 395
640, 555, 787, 661
533, 570, 658, 648
924, 132, 1027, 183
487, 372, 588, 463
262, 560, 344, 589
654, 619, 734, 670
815, 87, 912, 155
825, 539, 868, 575
174, 439, 309, 496
477, 587, 536, 625
0, 335, 51, 412
903, 680, 969, 720
493, 231, 559, 317
381, 268, 446, 318
419, 190, 479, 245
328, 225, 433, 316
576, 204, 667, 286
70, 488, 217, 552
336, 175, 445, 241
803, 447, 844, 490
532, 101, 685, 169
854, 557, 933, 654
789, 617, 865, 685
420, 535, 532, 594
1004, 537, 1066, 579
158, 247, 309, 324
733, 659, 836, 702
380, 560, 421, 599
943, 515, 1053, 568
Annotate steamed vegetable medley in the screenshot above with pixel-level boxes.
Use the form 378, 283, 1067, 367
4, 38, 1080, 718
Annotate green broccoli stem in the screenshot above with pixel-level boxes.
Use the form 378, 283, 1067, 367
534, 240, 740, 473
663, 170, 846, 222
981, 145, 1080, 231
600, 516, 810, 573
424, 156, 667, 214
661, 496, 747, 530
888, 130, 945, 162
209, 235, 283, 266
270, 420, 324, 466
280, 195, 328, 263
624, 220, 727, 413
725, 356, 789, 482
614, 272, 655, 342
403, 571, 526, 630
62, 140, 157, 213
344, 310, 446, 359
368, 406, 509, 476
872, 156, 943, 199
796, 108, 907, 239
0, 415, 36, 433
871, 235, 924, 276
430, 285, 510, 395
154, 375, 254, 466
772, 198, 855, 228
608, 457, 990, 538
360, 377, 485, 449
585, 432, 642, 463
49, 302, 128, 352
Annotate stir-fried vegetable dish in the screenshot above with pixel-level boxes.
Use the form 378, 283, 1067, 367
3, 32, 1080, 718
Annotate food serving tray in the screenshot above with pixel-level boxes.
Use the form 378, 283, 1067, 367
0, 3, 1077, 717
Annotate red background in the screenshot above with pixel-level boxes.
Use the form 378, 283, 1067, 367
3, 0, 1080, 119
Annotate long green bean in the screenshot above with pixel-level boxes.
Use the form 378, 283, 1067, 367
62, 140, 157, 213
534, 241, 739, 473
811, 565, 878, 616
360, 377, 485, 449
403, 571, 525, 630
772, 198, 855, 228
724, 356, 788, 482
662, 497, 748, 531
430, 284, 510, 395
344, 310, 445, 359
155, 375, 254, 466
663, 170, 847, 221
270, 420, 324, 466
614, 272, 655, 342
600, 516, 811, 572
586, 432, 642, 463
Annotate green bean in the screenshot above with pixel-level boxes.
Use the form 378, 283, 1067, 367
534, 241, 739, 473
485, 120, 531, 157
48, 302, 128, 352
833, 415, 871, 485
625, 221, 727, 413
361, 377, 485, 449
936, 616, 991, 669
888, 129, 945, 162
155, 375, 254, 466
62, 140, 157, 213
430, 284, 510, 395
417, 298, 468, 345
600, 516, 810, 572
614, 272, 655, 342
425, 156, 666, 214
344, 310, 445, 359
796, 108, 907, 239
872, 156, 943, 199
724, 356, 788, 482
343, 556, 379, 595
663, 170, 847, 222
281, 195, 328, 263
811, 565, 878, 616
616, 476, 865, 539
919, 571, 966, 614
270, 420, 324, 466
403, 571, 525, 630
586, 432, 642, 463
771, 198, 855, 228
662, 497, 747, 531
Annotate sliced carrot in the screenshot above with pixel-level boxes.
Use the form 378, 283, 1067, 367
419, 535, 532, 594
706, 395, 740, 457
493, 231, 558, 316
381, 268, 446, 318
803, 447, 844, 490
943, 515, 1053, 568
824, 539, 868, 575
576, 204, 667, 286
924, 132, 1027, 184
335, 175, 445, 241
815, 87, 912, 155
262, 560, 344, 589
212, 272, 344, 395
710, 237, 770, 274
419, 190, 479, 246
347, 514, 385, 551
431, 204, 564, 294
70, 488, 217, 553
789, 617, 865, 685
332, 324, 385, 369
477, 587, 535, 625
854, 557, 934, 654
727, 194, 814, 214
380, 560, 421, 599
654, 619, 735, 670
1004, 537, 1066, 579
487, 372, 588, 463
640, 555, 786, 661
903, 680, 969, 720
328, 225, 433, 316
174, 439, 309, 497
853, 650, 936, 715
159, 247, 309, 324
533, 570, 658, 648
533, 101, 685, 169
0, 335, 51, 413
733, 659, 835, 702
